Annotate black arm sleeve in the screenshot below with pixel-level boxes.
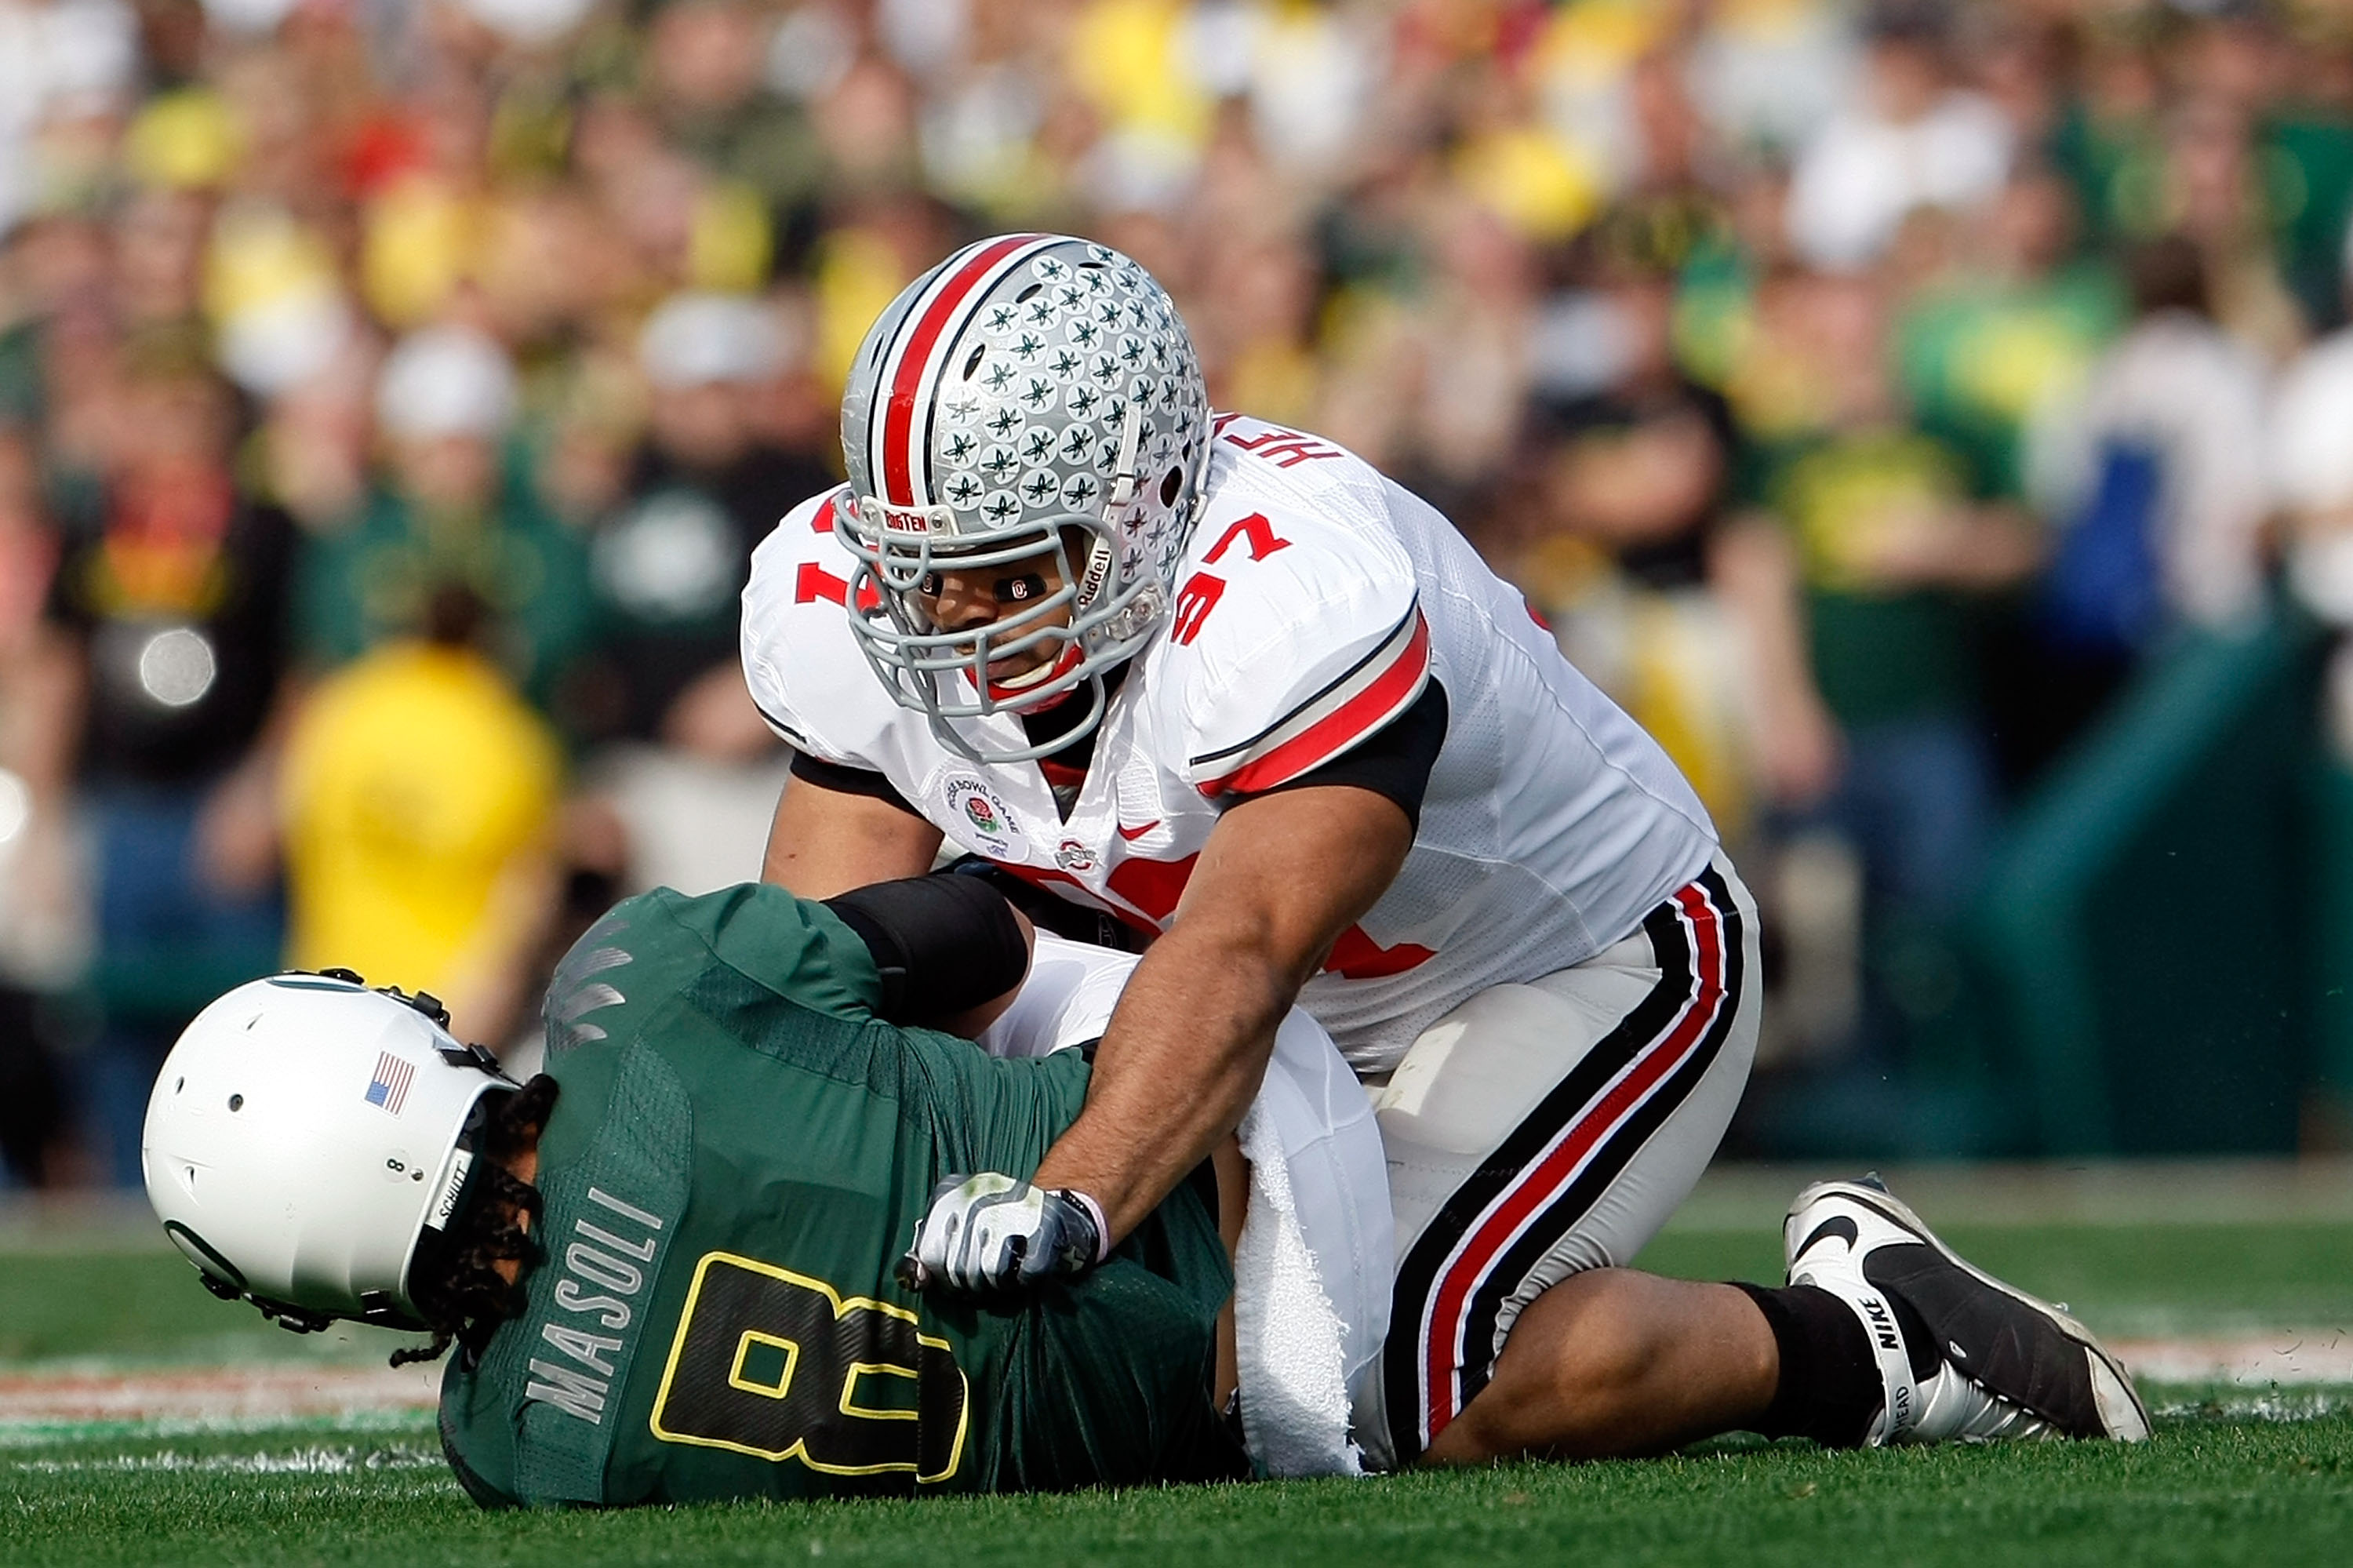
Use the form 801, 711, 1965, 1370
943, 857, 1150, 952
822, 875, 1028, 1027
788, 749, 922, 817
1236, 678, 1449, 833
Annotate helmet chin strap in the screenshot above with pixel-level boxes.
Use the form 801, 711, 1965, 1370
1104, 397, 1145, 508
1074, 397, 1147, 624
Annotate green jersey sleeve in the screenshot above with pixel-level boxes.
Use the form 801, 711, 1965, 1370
654, 882, 887, 1025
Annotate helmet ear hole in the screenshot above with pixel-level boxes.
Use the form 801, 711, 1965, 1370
1159, 467, 1183, 508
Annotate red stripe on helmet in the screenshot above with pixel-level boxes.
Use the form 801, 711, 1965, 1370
880, 235, 1048, 507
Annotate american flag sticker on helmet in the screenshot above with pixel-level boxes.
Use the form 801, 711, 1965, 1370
365, 1051, 414, 1115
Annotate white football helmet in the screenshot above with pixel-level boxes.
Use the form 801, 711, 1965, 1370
141, 972, 518, 1333
838, 233, 1213, 762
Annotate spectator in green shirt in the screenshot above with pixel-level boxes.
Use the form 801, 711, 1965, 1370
1894, 168, 2126, 504
296, 326, 593, 720
1740, 267, 2040, 1138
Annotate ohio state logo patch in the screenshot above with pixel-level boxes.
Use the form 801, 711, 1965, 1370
1054, 839, 1096, 872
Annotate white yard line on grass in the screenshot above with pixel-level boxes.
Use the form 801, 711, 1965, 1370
11, 1442, 446, 1474
1667, 1159, 2353, 1229
2115, 1333, 2353, 1386
2, 1336, 2350, 1442
0, 1363, 442, 1427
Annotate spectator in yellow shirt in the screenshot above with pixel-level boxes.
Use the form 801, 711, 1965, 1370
279, 586, 563, 1046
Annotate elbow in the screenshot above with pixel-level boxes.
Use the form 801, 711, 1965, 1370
1166, 913, 1311, 1044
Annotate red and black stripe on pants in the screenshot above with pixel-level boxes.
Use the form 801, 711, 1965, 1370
1384, 867, 1747, 1457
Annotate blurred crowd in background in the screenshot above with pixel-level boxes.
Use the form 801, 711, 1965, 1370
5, 0, 2353, 1186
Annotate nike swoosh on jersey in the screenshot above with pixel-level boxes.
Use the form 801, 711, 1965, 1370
1116, 820, 1160, 840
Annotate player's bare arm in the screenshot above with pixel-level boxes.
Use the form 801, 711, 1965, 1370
762, 771, 942, 897
1031, 784, 1412, 1241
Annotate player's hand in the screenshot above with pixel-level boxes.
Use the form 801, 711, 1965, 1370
896, 1173, 1106, 1293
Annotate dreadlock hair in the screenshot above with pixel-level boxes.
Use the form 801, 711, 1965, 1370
389, 1073, 561, 1370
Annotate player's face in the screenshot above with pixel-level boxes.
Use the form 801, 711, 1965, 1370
916, 549, 1075, 687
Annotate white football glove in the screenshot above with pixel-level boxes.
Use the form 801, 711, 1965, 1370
897, 1173, 1107, 1294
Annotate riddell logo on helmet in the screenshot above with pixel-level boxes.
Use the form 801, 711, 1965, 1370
1078, 543, 1111, 604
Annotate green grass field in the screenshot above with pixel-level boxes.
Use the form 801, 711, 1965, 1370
5, 1172, 2351, 1566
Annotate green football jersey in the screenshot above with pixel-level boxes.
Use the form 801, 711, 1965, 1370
438, 884, 1244, 1506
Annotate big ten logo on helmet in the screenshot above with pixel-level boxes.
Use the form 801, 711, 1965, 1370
943, 776, 1027, 860
858, 496, 944, 537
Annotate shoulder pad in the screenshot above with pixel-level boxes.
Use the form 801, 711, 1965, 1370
1160, 498, 1429, 797
740, 487, 896, 766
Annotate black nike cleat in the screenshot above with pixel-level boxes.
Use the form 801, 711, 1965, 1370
1784, 1179, 2151, 1444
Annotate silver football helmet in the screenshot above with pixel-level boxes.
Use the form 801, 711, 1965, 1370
838, 234, 1213, 763
141, 972, 518, 1333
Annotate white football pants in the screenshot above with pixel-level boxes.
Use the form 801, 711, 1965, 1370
1365, 856, 1759, 1465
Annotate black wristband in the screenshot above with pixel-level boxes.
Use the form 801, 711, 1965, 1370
823, 875, 1027, 1027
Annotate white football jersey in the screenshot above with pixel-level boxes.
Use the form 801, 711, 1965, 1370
741, 414, 1718, 1072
